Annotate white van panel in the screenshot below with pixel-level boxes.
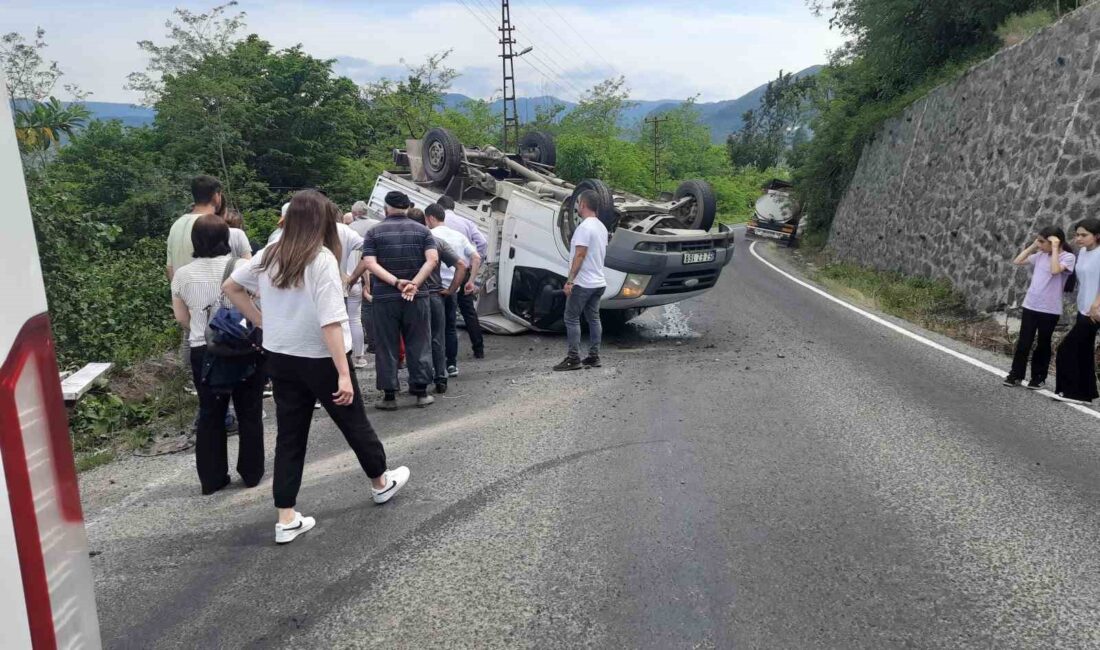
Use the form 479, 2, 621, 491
0, 87, 48, 355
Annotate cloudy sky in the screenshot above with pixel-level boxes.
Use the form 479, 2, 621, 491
3, 0, 846, 104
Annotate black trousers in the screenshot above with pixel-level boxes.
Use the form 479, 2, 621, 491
1009, 307, 1060, 383
1055, 313, 1100, 401
189, 346, 265, 494
456, 274, 485, 354
266, 351, 387, 509
360, 297, 375, 351
443, 287, 484, 365
429, 294, 448, 384
372, 297, 434, 393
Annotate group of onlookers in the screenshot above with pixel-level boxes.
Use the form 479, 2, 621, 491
164, 176, 502, 544
1005, 219, 1100, 404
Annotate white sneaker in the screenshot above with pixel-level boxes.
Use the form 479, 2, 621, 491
372, 466, 410, 504
275, 512, 316, 544
354, 356, 370, 369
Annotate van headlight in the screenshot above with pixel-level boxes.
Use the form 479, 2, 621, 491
617, 274, 650, 298
634, 241, 666, 253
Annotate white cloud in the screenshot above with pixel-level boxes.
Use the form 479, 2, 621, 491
2, 1, 845, 104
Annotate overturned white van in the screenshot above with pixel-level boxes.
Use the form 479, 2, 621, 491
367, 128, 735, 334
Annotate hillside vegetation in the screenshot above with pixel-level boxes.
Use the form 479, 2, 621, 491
789, 0, 1072, 239
4, 3, 786, 373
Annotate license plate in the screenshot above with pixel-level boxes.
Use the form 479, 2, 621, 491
682, 250, 716, 264
750, 228, 787, 240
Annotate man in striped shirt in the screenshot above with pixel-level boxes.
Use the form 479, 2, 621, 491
360, 191, 439, 409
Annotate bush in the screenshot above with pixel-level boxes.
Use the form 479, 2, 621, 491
997, 9, 1056, 46
241, 208, 280, 245
29, 177, 177, 369
47, 237, 177, 369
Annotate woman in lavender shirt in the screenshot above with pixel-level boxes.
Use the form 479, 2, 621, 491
1054, 219, 1100, 403
1005, 226, 1076, 389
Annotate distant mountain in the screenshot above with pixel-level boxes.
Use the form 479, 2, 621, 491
78, 65, 823, 143
444, 64, 823, 143
77, 101, 154, 128
680, 65, 824, 142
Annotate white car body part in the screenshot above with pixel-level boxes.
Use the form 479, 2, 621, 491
0, 80, 103, 648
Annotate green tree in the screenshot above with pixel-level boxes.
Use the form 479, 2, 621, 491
726, 70, 814, 172
155, 36, 367, 207
363, 50, 459, 143
12, 97, 90, 152
439, 98, 501, 148
559, 76, 633, 138
796, 0, 1048, 236
125, 1, 247, 105
1, 28, 90, 165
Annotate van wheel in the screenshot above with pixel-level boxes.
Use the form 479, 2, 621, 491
520, 131, 556, 167
422, 128, 464, 185
672, 179, 717, 231
558, 179, 618, 245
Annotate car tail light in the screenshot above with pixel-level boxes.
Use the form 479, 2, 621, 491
0, 314, 101, 649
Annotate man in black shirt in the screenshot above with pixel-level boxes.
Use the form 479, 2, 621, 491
358, 191, 439, 409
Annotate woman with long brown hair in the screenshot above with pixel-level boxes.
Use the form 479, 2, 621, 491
224, 189, 410, 544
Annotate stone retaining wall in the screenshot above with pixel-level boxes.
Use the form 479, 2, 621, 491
828, 5, 1100, 311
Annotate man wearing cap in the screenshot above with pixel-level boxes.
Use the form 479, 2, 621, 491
359, 191, 439, 409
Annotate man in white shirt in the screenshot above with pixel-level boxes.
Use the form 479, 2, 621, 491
437, 196, 487, 359
424, 204, 481, 377
554, 190, 608, 371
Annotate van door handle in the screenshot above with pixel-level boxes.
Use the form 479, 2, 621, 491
509, 247, 515, 259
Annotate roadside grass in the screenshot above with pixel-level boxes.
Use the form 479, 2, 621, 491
997, 9, 1057, 47
70, 349, 197, 472
717, 211, 751, 225
786, 247, 1016, 357
75, 450, 116, 473
814, 262, 968, 324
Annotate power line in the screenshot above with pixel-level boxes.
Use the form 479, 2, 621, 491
457, 0, 580, 102
515, 1, 598, 76
467, 0, 586, 101
518, 56, 580, 103
535, 0, 623, 79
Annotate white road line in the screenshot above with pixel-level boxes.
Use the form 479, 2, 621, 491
747, 240, 1100, 421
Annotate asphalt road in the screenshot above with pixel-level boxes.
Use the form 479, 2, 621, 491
81, 231, 1100, 648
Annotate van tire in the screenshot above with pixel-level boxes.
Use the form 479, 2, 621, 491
562, 178, 617, 239
673, 179, 717, 231
422, 128, 464, 184
520, 131, 556, 167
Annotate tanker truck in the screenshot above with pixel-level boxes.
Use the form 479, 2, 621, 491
745, 179, 803, 246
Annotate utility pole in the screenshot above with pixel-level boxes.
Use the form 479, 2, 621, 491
499, 0, 520, 152
645, 115, 670, 197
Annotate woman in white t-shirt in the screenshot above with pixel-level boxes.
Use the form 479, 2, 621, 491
224, 190, 410, 545
171, 214, 264, 495
1054, 218, 1100, 403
